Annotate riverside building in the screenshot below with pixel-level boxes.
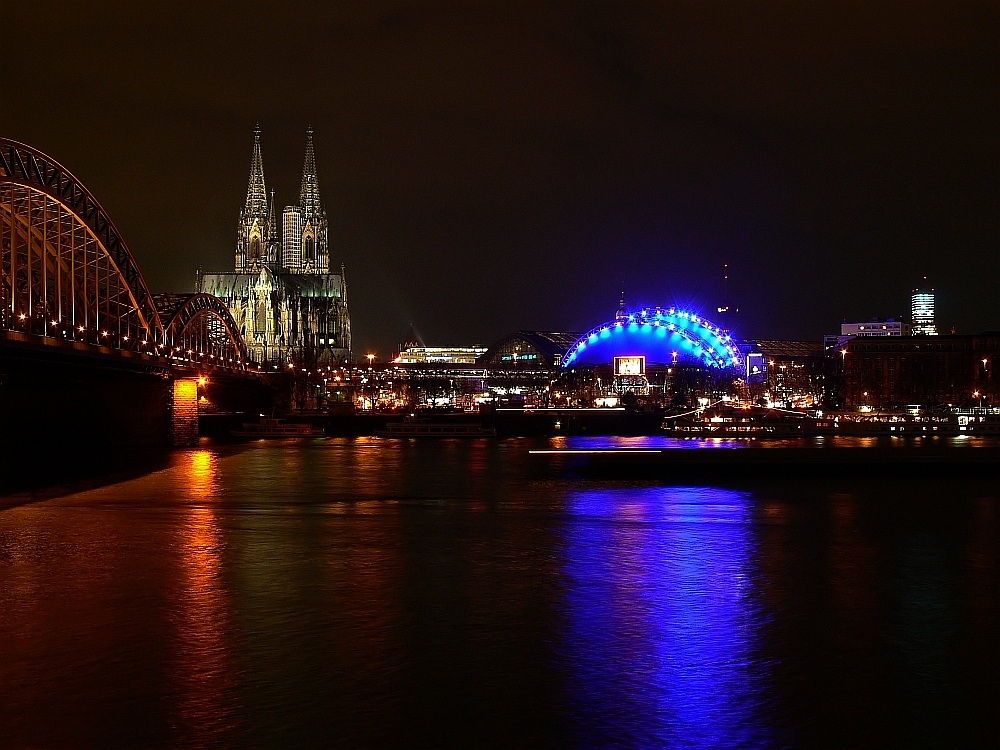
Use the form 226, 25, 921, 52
841, 333, 997, 409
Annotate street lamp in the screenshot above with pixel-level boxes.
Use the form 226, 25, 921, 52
366, 353, 375, 365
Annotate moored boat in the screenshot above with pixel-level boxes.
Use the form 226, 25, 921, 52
375, 415, 496, 437
231, 418, 325, 438
662, 406, 809, 437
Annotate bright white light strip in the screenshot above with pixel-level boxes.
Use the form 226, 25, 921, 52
497, 407, 626, 412
528, 449, 662, 454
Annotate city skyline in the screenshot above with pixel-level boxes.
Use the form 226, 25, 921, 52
4, 2, 996, 356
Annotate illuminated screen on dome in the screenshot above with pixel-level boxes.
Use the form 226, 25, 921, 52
614, 356, 645, 376
562, 307, 741, 372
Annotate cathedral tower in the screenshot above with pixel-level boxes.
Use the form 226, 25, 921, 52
265, 190, 280, 268
288, 126, 329, 273
237, 125, 270, 271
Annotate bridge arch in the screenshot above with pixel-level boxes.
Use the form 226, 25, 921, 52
0, 138, 165, 348
561, 307, 742, 371
154, 293, 250, 368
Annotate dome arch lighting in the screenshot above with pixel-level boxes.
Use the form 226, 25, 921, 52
561, 307, 741, 371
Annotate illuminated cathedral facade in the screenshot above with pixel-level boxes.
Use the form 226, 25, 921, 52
198, 126, 351, 365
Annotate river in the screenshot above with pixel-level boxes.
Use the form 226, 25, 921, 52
2, 436, 998, 748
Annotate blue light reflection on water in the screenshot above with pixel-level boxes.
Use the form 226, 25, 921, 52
547, 433, 999, 451
559, 485, 774, 749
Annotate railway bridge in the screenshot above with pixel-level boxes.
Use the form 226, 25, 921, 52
1, 137, 267, 462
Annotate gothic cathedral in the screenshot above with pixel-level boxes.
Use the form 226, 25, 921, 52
199, 126, 351, 365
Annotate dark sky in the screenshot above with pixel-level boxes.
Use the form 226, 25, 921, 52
4, 1, 997, 355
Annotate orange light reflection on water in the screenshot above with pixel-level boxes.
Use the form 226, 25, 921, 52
171, 449, 238, 742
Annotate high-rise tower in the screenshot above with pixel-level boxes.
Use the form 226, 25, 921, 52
911, 278, 938, 336
237, 125, 270, 271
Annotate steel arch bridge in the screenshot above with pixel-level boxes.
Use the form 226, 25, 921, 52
0, 138, 248, 370
155, 293, 249, 366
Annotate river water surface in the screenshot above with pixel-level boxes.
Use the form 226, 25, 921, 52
2, 436, 998, 748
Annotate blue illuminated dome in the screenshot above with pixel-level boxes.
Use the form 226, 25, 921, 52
561, 307, 741, 371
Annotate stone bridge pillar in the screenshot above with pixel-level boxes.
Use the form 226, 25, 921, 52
172, 378, 199, 446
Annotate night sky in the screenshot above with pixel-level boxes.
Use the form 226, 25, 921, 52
4, 2, 996, 356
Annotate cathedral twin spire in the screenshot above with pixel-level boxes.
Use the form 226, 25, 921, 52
239, 125, 328, 273
299, 126, 324, 221
243, 124, 268, 220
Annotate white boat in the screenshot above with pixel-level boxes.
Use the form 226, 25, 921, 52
662, 419, 806, 437
661, 407, 810, 437
231, 418, 325, 438
375, 415, 496, 437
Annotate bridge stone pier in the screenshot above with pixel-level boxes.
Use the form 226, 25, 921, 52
1, 337, 274, 491
172, 378, 200, 446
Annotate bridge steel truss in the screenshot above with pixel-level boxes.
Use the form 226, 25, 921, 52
154, 293, 250, 368
0, 138, 249, 370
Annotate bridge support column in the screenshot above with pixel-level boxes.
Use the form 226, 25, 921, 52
172, 378, 199, 446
